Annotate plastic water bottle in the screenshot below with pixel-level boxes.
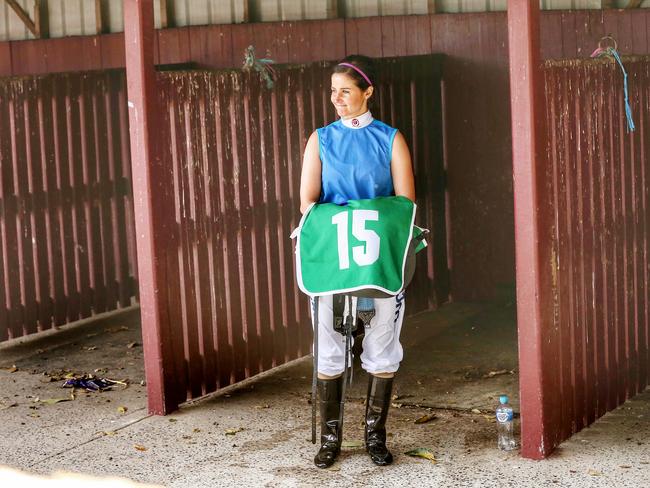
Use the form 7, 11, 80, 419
496, 395, 516, 451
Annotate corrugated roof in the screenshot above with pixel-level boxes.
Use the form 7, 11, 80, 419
0, 0, 646, 42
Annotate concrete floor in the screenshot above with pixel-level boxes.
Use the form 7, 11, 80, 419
0, 303, 649, 487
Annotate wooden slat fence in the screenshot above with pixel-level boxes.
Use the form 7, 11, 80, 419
0, 71, 138, 341
541, 56, 650, 448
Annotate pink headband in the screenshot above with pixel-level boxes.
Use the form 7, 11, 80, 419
337, 62, 373, 86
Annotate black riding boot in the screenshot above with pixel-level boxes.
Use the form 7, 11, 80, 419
314, 376, 343, 468
365, 375, 394, 466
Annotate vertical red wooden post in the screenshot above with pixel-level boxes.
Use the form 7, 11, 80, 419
508, 0, 560, 459
123, 0, 178, 414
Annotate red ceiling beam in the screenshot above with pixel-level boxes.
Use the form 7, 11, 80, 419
95, 0, 108, 34
5, 0, 48, 38
160, 0, 174, 28
34, 0, 48, 38
5, 0, 36, 36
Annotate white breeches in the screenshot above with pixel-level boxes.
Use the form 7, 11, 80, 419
311, 292, 406, 376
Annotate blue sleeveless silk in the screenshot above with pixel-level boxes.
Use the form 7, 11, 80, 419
317, 119, 397, 205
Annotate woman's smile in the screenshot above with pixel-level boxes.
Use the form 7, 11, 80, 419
331, 72, 372, 119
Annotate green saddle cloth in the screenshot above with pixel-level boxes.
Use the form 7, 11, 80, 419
292, 196, 426, 297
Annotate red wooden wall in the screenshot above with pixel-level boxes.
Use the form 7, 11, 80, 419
540, 56, 650, 453
2, 11, 648, 302
155, 57, 446, 400
0, 72, 137, 341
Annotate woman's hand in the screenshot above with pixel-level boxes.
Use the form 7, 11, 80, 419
300, 131, 322, 213
391, 131, 415, 202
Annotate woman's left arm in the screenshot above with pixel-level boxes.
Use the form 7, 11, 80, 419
391, 131, 416, 202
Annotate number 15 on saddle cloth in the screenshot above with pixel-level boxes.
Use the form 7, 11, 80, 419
291, 196, 427, 297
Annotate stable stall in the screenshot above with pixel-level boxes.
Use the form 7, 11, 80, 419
0, 0, 648, 459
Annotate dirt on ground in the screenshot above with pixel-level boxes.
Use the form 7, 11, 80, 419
0, 303, 648, 488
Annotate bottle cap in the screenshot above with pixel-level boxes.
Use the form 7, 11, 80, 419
499, 395, 508, 404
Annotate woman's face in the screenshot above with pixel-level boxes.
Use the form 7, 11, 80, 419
330, 72, 373, 119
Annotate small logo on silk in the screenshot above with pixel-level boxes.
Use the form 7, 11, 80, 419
351, 118, 360, 127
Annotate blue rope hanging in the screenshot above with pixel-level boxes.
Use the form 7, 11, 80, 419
591, 38, 636, 133
609, 49, 636, 133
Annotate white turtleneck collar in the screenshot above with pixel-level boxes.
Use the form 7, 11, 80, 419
340, 111, 374, 129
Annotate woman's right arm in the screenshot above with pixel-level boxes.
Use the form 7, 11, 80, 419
299, 131, 322, 213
